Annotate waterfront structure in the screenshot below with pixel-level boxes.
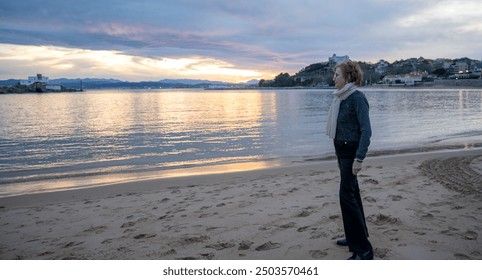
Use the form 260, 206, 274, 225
20, 74, 49, 85
18, 74, 63, 91
382, 72, 424, 86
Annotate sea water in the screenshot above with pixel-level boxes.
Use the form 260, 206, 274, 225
1, 88, 481, 196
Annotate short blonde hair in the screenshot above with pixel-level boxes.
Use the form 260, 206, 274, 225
335, 61, 364, 86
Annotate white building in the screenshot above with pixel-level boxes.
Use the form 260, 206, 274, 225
383, 72, 424, 86
329, 54, 350, 65
20, 74, 49, 85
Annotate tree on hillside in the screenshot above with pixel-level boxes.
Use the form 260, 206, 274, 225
258, 79, 274, 87
274, 73, 293, 87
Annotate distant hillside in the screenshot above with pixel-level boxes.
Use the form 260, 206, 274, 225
51, 78, 228, 89
0, 78, 248, 89
260, 56, 482, 87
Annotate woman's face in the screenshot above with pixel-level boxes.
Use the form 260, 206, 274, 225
333, 67, 346, 89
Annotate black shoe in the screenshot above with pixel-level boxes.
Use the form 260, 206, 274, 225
347, 250, 374, 260
336, 239, 348, 246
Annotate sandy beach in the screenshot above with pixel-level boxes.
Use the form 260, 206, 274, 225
0, 148, 481, 260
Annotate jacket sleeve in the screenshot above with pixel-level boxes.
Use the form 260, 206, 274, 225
354, 92, 372, 160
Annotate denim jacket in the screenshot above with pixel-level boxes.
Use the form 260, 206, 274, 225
335, 90, 372, 160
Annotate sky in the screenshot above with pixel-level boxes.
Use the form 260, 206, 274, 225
1, 0, 481, 83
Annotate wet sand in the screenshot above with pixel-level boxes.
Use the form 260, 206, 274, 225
0, 148, 481, 260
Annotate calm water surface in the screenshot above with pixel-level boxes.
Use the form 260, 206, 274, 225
1, 88, 481, 196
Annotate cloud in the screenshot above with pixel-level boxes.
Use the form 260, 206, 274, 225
0, 0, 481, 81
0, 44, 264, 82
397, 0, 482, 27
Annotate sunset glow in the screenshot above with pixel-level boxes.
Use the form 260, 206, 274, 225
0, 44, 266, 82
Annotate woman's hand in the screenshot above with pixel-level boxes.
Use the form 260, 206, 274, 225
352, 160, 363, 175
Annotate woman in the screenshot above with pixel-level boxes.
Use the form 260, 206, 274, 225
326, 61, 373, 260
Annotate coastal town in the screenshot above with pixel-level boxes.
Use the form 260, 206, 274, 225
259, 54, 482, 88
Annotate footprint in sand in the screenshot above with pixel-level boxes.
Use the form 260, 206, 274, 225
238, 241, 254, 250
160, 249, 177, 257
296, 210, 311, 217
420, 213, 434, 221
382, 229, 398, 236
133, 233, 157, 239
367, 214, 399, 226
310, 250, 327, 259
179, 235, 210, 245
464, 230, 478, 240
388, 195, 403, 201
250, 190, 273, 198
200, 253, 215, 260
279, 222, 297, 229
283, 245, 302, 256
121, 221, 136, 228
83, 225, 107, 234
440, 227, 459, 237
296, 207, 317, 218
310, 230, 328, 239
206, 242, 236, 250
297, 226, 311, 232
258, 225, 272, 231
364, 196, 377, 203
375, 248, 389, 259
363, 178, 379, 185
255, 241, 282, 251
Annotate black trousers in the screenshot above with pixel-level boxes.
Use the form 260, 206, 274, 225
334, 140, 372, 254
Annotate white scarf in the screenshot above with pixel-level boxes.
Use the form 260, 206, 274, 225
326, 83, 357, 139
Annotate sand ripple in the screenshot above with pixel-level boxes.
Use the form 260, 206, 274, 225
419, 155, 482, 195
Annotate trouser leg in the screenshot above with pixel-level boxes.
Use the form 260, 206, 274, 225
354, 178, 369, 237
338, 157, 372, 253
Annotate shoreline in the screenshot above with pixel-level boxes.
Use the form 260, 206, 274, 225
1, 142, 481, 199
1, 84, 481, 94
209, 85, 482, 90
1, 145, 481, 206
1, 147, 481, 259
